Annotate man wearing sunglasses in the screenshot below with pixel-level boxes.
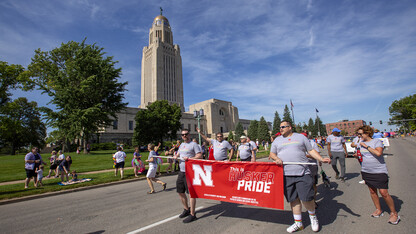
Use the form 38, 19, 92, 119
270, 121, 331, 233
173, 129, 202, 223
197, 128, 234, 161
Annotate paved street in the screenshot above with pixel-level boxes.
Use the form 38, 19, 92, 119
1, 138, 415, 234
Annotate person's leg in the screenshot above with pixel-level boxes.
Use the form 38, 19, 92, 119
379, 189, 399, 222
339, 154, 346, 179
115, 167, 118, 176
368, 186, 382, 216
147, 177, 155, 192
60, 171, 65, 182
25, 178, 30, 188
120, 168, 124, 179
331, 153, 340, 178
190, 197, 197, 215
178, 193, 189, 210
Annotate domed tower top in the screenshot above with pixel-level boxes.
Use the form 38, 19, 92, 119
153, 7, 170, 27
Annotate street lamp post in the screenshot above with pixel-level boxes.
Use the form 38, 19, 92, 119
194, 108, 204, 145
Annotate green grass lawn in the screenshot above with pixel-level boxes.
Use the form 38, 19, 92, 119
0, 149, 151, 183
0, 150, 270, 200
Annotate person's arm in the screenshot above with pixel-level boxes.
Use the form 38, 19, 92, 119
360, 143, 383, 157
251, 150, 256, 162
269, 152, 283, 165
327, 142, 332, 157
342, 142, 348, 155
193, 152, 203, 159
196, 127, 210, 143
154, 142, 162, 152
236, 150, 240, 161
308, 149, 331, 164
228, 147, 234, 161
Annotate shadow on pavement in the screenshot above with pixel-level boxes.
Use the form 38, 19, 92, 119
380, 195, 403, 213
315, 182, 361, 226
197, 201, 293, 225
86, 230, 105, 234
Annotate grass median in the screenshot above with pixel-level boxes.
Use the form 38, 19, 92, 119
0, 150, 270, 201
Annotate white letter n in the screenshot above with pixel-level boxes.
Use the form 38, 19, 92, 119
192, 164, 214, 187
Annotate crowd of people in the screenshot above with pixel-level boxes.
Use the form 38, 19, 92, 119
24, 122, 400, 231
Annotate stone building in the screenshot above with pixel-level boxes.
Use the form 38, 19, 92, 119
98, 13, 263, 144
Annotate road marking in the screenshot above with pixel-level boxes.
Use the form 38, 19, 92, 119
126, 206, 204, 234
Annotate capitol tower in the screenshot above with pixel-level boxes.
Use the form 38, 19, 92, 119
139, 11, 184, 111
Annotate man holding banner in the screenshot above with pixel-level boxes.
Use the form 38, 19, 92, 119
173, 129, 202, 223
197, 128, 234, 161
270, 121, 331, 233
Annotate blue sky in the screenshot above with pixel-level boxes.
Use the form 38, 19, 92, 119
1, 0, 415, 132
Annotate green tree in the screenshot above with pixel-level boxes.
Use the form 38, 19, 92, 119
133, 100, 182, 146
228, 131, 234, 141
23, 39, 127, 153
389, 94, 416, 131
272, 111, 281, 135
0, 98, 46, 155
282, 105, 292, 124
234, 122, 245, 139
257, 116, 270, 142
314, 116, 327, 136
340, 130, 347, 136
295, 122, 303, 133
307, 118, 317, 136
247, 120, 258, 140
0, 61, 24, 107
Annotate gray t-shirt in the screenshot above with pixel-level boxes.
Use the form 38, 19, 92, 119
271, 133, 313, 176
238, 143, 253, 160
148, 151, 158, 167
210, 139, 232, 161
307, 139, 320, 163
327, 135, 346, 152
178, 141, 202, 172
25, 152, 35, 170
361, 139, 387, 174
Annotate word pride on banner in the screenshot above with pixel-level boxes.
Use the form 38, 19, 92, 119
185, 160, 284, 210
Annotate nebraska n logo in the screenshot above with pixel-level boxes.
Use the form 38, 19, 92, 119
192, 164, 214, 187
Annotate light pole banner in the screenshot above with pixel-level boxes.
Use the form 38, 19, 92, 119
185, 159, 285, 210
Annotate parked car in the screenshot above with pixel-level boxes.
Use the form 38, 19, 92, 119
344, 136, 356, 157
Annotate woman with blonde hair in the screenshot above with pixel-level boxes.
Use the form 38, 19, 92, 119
145, 143, 167, 194
357, 125, 400, 225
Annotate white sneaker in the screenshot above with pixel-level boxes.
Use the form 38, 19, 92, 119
310, 215, 319, 232
287, 222, 304, 233
359, 180, 365, 184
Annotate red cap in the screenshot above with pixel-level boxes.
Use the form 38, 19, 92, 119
301, 132, 308, 137
275, 132, 281, 136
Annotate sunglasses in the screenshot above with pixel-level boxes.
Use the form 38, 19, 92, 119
181, 133, 189, 136
280, 126, 290, 129
357, 133, 363, 136
216, 135, 223, 138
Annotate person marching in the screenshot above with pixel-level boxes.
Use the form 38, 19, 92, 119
357, 126, 400, 225
145, 143, 167, 194
173, 129, 202, 223
327, 128, 348, 182
270, 121, 331, 233
113, 147, 127, 179
197, 128, 234, 161
236, 136, 256, 162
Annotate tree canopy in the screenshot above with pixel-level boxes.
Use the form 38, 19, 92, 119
389, 94, 416, 131
0, 97, 46, 154
0, 61, 24, 107
23, 39, 127, 152
257, 116, 270, 142
234, 122, 245, 140
272, 111, 281, 135
133, 100, 182, 146
247, 120, 258, 140
282, 105, 292, 124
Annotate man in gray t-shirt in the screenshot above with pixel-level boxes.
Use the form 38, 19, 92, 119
270, 121, 330, 233
197, 128, 234, 161
173, 129, 202, 223
237, 136, 255, 162
327, 128, 348, 181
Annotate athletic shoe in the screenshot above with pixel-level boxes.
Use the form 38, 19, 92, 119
340, 177, 345, 182
335, 174, 340, 180
388, 215, 400, 225
310, 215, 319, 232
371, 211, 384, 218
183, 214, 197, 223
179, 209, 190, 218
359, 180, 365, 184
286, 222, 304, 233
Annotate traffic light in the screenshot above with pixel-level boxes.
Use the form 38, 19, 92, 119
380, 120, 383, 124
369, 121, 372, 125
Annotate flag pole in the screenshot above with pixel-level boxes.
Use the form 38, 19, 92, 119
316, 108, 321, 136
290, 99, 295, 124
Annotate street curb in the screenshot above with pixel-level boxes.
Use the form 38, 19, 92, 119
0, 172, 179, 206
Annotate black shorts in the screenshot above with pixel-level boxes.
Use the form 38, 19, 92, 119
176, 172, 189, 194
284, 174, 315, 202
115, 161, 125, 169
50, 164, 58, 170
361, 171, 389, 189
241, 156, 252, 162
25, 169, 36, 178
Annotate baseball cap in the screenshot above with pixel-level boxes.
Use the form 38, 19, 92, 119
240, 135, 247, 139
332, 128, 341, 132
301, 132, 308, 137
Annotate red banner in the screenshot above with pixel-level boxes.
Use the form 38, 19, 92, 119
185, 159, 284, 210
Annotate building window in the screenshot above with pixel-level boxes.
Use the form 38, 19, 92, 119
219, 109, 224, 116
129, 121, 134, 130
188, 124, 191, 131
113, 120, 118, 130
194, 124, 197, 131
220, 127, 223, 133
